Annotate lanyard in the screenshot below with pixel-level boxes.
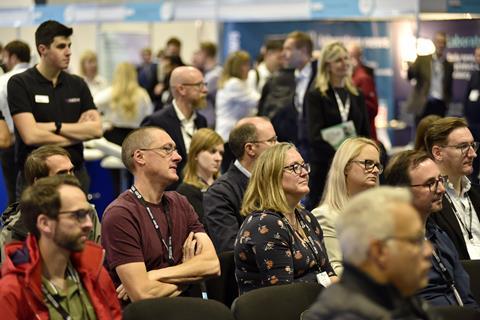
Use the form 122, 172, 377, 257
431, 247, 464, 306
333, 89, 350, 123
444, 192, 473, 240
130, 185, 175, 266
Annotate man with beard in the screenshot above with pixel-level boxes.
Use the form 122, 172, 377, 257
0, 175, 122, 319
384, 150, 479, 309
425, 117, 480, 260
141, 66, 207, 189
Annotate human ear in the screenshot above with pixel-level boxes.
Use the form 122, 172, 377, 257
431, 145, 443, 162
37, 214, 53, 235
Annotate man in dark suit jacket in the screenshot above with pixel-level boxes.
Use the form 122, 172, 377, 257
406, 31, 453, 123
204, 117, 277, 253
258, 31, 316, 161
141, 66, 207, 189
425, 117, 480, 260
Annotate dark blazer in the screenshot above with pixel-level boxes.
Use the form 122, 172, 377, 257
141, 104, 207, 189
431, 184, 480, 260
203, 163, 249, 253
176, 182, 205, 223
306, 86, 371, 163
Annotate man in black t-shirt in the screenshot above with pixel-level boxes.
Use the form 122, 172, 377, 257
7, 20, 102, 195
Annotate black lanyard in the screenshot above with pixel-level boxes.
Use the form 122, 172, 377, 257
444, 192, 473, 240
130, 185, 175, 266
431, 247, 464, 306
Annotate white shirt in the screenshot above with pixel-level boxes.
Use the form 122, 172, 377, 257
294, 62, 313, 115
215, 77, 260, 141
172, 99, 197, 152
84, 75, 109, 99
247, 62, 272, 95
429, 54, 445, 100
0, 63, 30, 133
234, 159, 251, 178
445, 176, 480, 259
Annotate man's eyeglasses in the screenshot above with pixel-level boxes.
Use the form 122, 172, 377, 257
181, 81, 207, 88
383, 234, 428, 248
410, 175, 447, 193
251, 136, 278, 145
136, 144, 177, 157
284, 162, 311, 175
58, 208, 94, 222
350, 159, 384, 174
443, 142, 479, 155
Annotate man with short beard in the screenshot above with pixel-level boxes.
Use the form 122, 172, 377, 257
425, 117, 480, 260
141, 66, 208, 189
0, 175, 121, 319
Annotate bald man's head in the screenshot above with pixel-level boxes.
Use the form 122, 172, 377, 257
170, 66, 207, 109
229, 117, 277, 160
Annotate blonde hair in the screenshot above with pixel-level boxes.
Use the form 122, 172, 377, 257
183, 128, 224, 189
79, 50, 97, 77
218, 50, 250, 88
321, 137, 380, 212
241, 143, 302, 216
315, 41, 358, 96
111, 62, 144, 120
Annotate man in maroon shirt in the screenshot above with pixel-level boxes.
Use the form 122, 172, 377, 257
101, 126, 219, 302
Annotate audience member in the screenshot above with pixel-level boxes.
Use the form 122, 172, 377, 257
312, 137, 382, 275
154, 55, 185, 110
204, 116, 276, 253
303, 187, 434, 319
95, 62, 153, 146
349, 43, 379, 139
78, 49, 108, 98
165, 37, 182, 57
141, 66, 208, 190
101, 127, 219, 302
0, 40, 30, 204
425, 117, 480, 260
247, 39, 283, 94
216, 50, 260, 141
192, 41, 222, 128
305, 41, 370, 211
8, 20, 102, 195
407, 31, 453, 123
0, 175, 122, 319
258, 31, 316, 157
137, 47, 159, 104
385, 150, 479, 309
1, 145, 102, 265
235, 142, 337, 294
464, 46, 480, 183
414, 115, 441, 151
177, 128, 224, 222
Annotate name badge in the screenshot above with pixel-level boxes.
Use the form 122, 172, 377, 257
469, 90, 479, 102
66, 97, 80, 103
316, 271, 332, 288
35, 95, 49, 103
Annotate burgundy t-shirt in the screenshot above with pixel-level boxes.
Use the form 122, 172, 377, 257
101, 190, 205, 286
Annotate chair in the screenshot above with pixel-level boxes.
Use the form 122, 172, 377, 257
206, 250, 238, 307
432, 305, 480, 319
123, 296, 235, 320
231, 282, 323, 320
460, 259, 480, 303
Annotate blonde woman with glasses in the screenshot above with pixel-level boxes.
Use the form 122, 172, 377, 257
312, 137, 382, 275
234, 143, 337, 294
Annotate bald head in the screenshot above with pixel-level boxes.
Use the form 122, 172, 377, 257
229, 116, 276, 161
349, 43, 362, 64
170, 66, 203, 91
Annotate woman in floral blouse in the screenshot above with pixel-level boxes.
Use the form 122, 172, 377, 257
234, 143, 337, 294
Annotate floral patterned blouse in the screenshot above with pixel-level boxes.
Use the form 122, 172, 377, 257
234, 208, 335, 294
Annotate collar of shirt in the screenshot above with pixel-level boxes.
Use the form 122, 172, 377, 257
172, 99, 196, 125
12, 63, 29, 71
446, 176, 471, 199
294, 62, 312, 81
234, 159, 251, 178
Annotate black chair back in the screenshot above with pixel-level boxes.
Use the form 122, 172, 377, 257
460, 259, 480, 303
206, 250, 238, 306
231, 282, 323, 320
123, 296, 235, 320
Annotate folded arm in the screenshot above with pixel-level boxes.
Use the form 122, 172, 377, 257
58, 109, 103, 141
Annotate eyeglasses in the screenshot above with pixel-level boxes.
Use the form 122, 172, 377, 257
181, 81, 207, 88
410, 175, 447, 193
284, 162, 311, 175
384, 234, 428, 248
443, 142, 479, 155
136, 144, 177, 157
251, 136, 278, 145
350, 159, 384, 174
58, 208, 94, 222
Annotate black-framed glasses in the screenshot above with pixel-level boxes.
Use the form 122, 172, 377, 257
383, 234, 428, 248
251, 135, 278, 145
443, 141, 479, 155
350, 159, 384, 174
58, 208, 95, 222
410, 175, 447, 193
181, 81, 207, 88
284, 162, 311, 175
136, 144, 177, 157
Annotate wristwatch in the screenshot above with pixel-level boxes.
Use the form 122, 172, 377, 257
55, 121, 62, 134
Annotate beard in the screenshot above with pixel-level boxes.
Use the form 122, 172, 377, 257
191, 95, 207, 110
53, 225, 87, 252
